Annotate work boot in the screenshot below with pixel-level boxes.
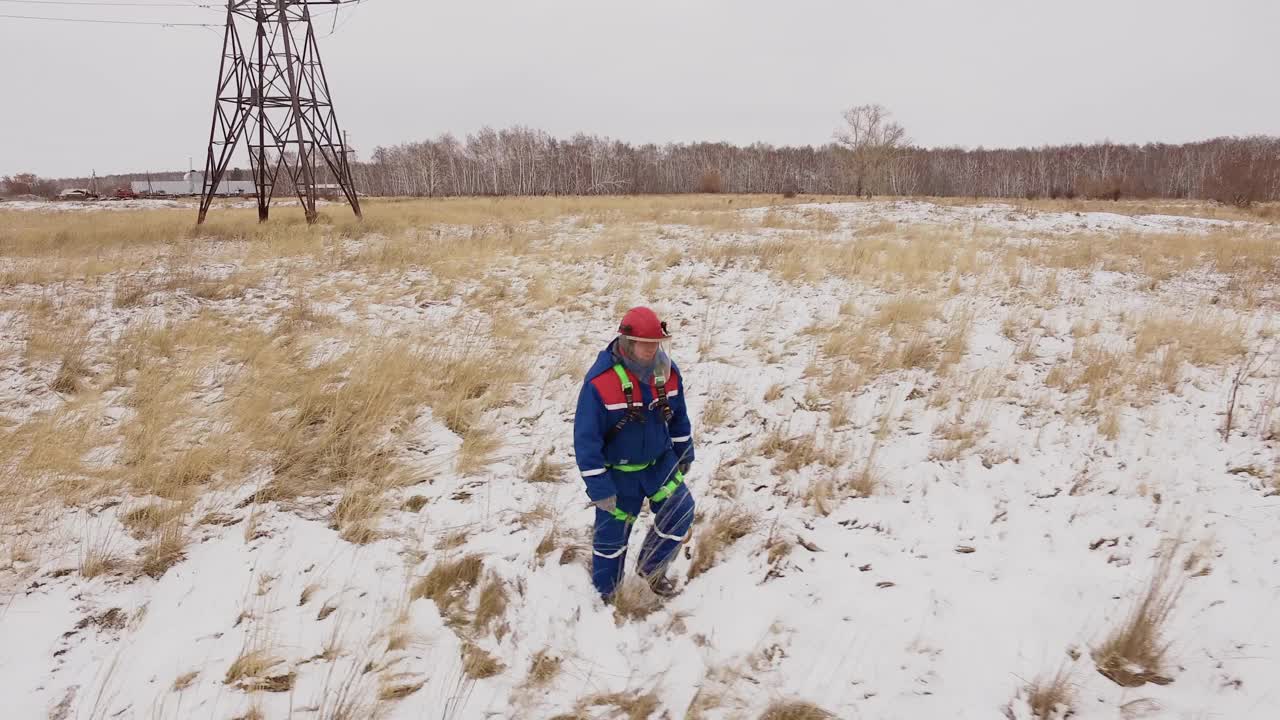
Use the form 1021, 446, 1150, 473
646, 571, 679, 598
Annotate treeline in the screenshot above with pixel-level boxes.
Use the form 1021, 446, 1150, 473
11, 116, 1279, 206
353, 128, 1280, 206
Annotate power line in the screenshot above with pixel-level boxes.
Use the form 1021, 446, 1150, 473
0, 12, 217, 25
0, 0, 214, 7
0, 2, 375, 33
325, 0, 364, 36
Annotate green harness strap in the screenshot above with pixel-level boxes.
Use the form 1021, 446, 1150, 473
608, 507, 639, 524
602, 468, 686, 524
608, 460, 652, 472
651, 468, 685, 503
603, 364, 642, 444
611, 363, 632, 393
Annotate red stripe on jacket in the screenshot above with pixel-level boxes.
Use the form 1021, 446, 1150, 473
590, 366, 682, 407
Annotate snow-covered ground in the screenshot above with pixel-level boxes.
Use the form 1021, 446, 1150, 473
1, 199, 1278, 719
748, 199, 1252, 235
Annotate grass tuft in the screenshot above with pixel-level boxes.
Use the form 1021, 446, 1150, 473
461, 643, 505, 679
411, 554, 484, 616
759, 699, 837, 720
526, 648, 562, 687
582, 690, 661, 720
610, 577, 663, 623
139, 521, 187, 578
527, 455, 565, 483
1004, 664, 1075, 720
688, 505, 755, 579
473, 575, 510, 634
1091, 546, 1185, 688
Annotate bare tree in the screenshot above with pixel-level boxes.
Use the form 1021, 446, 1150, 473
833, 103, 910, 197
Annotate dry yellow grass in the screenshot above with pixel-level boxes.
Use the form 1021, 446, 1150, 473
810, 297, 970, 389
1133, 309, 1247, 366
940, 305, 976, 369
526, 455, 566, 483
892, 330, 941, 371
1022, 227, 1280, 305
460, 642, 505, 679
411, 554, 484, 618
377, 673, 425, 701
2, 403, 103, 511
172, 671, 199, 691
533, 526, 561, 565
873, 295, 938, 329
457, 426, 502, 475
759, 699, 837, 720
0, 196, 800, 301
238, 341, 422, 493
473, 576, 510, 635
526, 649, 562, 688
694, 224, 986, 291
1098, 407, 1122, 441
119, 502, 187, 539
330, 484, 385, 545
700, 383, 731, 427
931, 415, 987, 462
826, 394, 852, 428
220, 328, 523, 529
435, 529, 469, 551
50, 339, 92, 394
1056, 339, 1127, 409
845, 461, 880, 499
609, 576, 664, 623
223, 647, 285, 687
688, 505, 756, 579
759, 430, 839, 475
1092, 546, 1184, 688
1000, 196, 1280, 222
78, 528, 122, 579
571, 690, 661, 720
763, 383, 785, 403
804, 477, 839, 517
820, 323, 881, 368
1004, 665, 1074, 720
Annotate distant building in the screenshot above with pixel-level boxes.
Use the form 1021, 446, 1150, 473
131, 171, 256, 197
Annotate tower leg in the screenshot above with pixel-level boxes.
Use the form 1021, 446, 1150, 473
198, 6, 252, 225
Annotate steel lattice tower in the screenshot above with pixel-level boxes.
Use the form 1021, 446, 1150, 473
198, 0, 362, 224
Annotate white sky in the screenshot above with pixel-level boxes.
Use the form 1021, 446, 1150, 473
1, 0, 1277, 178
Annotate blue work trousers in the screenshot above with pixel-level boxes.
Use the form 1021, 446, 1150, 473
591, 464, 695, 598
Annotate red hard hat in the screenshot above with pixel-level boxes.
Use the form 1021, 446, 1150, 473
618, 306, 671, 340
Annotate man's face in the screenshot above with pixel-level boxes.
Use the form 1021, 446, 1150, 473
631, 339, 660, 363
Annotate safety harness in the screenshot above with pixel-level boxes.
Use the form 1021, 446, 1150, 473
603, 362, 673, 442
603, 363, 644, 444
600, 362, 684, 524
605, 467, 686, 524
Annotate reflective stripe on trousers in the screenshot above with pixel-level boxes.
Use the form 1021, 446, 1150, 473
591, 481, 695, 598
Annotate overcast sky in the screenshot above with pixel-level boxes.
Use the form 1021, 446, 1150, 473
1, 0, 1276, 178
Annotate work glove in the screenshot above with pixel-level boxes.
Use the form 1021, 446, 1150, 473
594, 496, 617, 513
